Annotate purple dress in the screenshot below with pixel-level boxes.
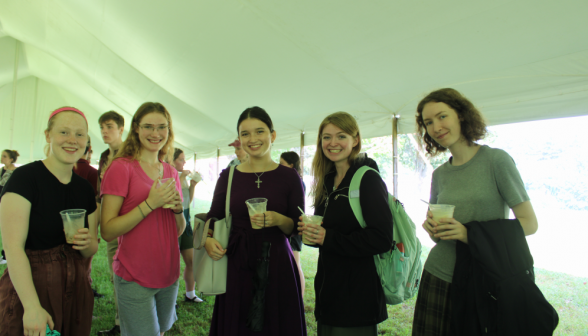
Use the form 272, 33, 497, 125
207, 165, 307, 336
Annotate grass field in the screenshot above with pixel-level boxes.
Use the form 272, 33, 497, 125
1, 216, 587, 335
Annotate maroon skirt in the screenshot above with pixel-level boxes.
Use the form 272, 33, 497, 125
0, 244, 94, 336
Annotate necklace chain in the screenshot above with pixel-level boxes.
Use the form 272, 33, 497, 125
250, 161, 272, 188
141, 159, 163, 178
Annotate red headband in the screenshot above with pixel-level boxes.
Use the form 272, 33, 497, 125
49, 107, 88, 124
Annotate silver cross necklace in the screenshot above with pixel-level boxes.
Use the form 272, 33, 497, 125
250, 160, 272, 188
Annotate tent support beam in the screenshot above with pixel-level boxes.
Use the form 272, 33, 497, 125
30, 77, 39, 162
300, 132, 305, 178
216, 148, 220, 179
9, 40, 20, 149
392, 115, 398, 197
192, 152, 197, 208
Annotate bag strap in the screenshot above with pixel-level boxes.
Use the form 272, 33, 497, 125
349, 166, 377, 228
195, 166, 236, 250
225, 165, 235, 222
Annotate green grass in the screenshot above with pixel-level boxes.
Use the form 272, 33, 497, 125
1, 226, 587, 335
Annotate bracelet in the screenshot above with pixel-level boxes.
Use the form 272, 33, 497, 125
144, 200, 153, 211
137, 204, 146, 219
173, 209, 183, 214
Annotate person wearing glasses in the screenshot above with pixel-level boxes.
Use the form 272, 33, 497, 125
100, 102, 186, 336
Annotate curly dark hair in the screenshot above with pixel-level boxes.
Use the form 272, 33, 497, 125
415, 88, 487, 156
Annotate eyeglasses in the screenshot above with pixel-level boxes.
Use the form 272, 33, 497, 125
139, 124, 169, 133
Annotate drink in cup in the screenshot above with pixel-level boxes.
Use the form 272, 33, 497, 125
60, 209, 86, 244
429, 204, 455, 232
245, 198, 268, 229
158, 178, 175, 208
301, 215, 323, 245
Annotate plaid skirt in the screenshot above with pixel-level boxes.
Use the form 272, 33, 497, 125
412, 270, 452, 336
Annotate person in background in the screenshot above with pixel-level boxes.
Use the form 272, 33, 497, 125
279, 151, 306, 297
101, 102, 185, 336
412, 88, 538, 335
96, 110, 125, 336
226, 139, 249, 167
0, 107, 98, 336
299, 112, 393, 336
0, 149, 19, 195
172, 148, 203, 303
0, 149, 19, 264
73, 135, 104, 299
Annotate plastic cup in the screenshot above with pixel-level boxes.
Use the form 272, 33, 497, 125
429, 204, 455, 232
301, 214, 323, 245
60, 209, 86, 244
189, 171, 202, 182
158, 178, 175, 208
245, 198, 268, 229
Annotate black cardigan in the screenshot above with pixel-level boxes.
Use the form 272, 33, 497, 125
451, 219, 559, 335
312, 156, 394, 327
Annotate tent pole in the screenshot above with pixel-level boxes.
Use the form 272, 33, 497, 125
30, 77, 39, 162
392, 115, 398, 197
300, 131, 305, 178
192, 152, 197, 208
9, 40, 20, 149
216, 148, 220, 179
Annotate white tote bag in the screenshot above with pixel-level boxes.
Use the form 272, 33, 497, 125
193, 166, 234, 296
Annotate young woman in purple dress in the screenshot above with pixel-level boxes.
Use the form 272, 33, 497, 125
205, 106, 307, 336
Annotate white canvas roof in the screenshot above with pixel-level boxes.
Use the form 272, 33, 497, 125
1, 1, 587, 162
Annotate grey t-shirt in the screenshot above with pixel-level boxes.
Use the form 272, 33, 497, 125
424, 145, 530, 283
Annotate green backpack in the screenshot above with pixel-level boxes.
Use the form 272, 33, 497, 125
349, 166, 423, 305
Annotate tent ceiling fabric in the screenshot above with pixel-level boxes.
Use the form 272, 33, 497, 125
1, 0, 587, 163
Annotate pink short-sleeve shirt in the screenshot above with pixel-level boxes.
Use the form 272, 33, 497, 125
101, 158, 182, 288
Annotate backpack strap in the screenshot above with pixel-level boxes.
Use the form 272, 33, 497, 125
349, 166, 378, 228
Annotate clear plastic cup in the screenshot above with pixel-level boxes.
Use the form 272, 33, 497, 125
301, 214, 323, 245
158, 178, 175, 208
429, 204, 455, 232
60, 209, 86, 244
245, 198, 268, 229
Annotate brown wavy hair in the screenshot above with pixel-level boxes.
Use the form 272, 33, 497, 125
114, 102, 175, 163
311, 112, 361, 208
416, 88, 487, 156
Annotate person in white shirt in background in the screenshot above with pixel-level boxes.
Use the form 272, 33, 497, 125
172, 148, 204, 303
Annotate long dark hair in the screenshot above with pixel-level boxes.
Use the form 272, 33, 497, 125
237, 106, 274, 133
280, 151, 301, 177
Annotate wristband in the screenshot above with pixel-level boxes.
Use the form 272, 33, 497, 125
173, 209, 183, 214
144, 200, 153, 211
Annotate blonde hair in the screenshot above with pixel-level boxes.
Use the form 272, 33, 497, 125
114, 102, 175, 163
310, 112, 362, 208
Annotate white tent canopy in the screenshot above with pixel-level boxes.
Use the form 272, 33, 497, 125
1, 0, 587, 163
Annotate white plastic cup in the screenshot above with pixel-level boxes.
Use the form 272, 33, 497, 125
301, 214, 323, 245
158, 178, 175, 208
189, 171, 202, 182
245, 198, 268, 229
60, 209, 86, 244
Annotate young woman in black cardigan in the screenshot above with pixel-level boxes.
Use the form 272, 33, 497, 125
299, 112, 393, 336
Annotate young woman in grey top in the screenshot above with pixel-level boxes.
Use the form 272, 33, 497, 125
411, 88, 539, 336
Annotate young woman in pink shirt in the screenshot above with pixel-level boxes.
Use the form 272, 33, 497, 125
100, 102, 186, 336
